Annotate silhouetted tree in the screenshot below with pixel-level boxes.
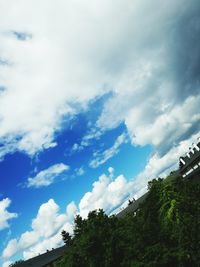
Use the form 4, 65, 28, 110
61, 230, 72, 246
9, 260, 24, 266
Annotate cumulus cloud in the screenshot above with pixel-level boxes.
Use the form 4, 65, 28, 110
89, 133, 128, 168
31, 199, 67, 238
125, 95, 200, 154
0, 198, 18, 230
26, 163, 69, 188
79, 171, 134, 218
2, 169, 133, 261
22, 230, 66, 260
2, 199, 76, 259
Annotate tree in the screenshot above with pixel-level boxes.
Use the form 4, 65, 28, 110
9, 260, 24, 266
61, 230, 72, 246
57, 175, 200, 267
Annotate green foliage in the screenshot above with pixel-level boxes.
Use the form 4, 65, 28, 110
57, 176, 200, 267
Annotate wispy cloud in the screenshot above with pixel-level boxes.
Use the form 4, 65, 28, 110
75, 167, 85, 176
71, 130, 103, 154
71, 143, 84, 153
26, 163, 69, 188
89, 133, 128, 168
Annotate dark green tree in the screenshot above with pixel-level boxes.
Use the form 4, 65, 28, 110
57, 175, 200, 267
61, 230, 72, 246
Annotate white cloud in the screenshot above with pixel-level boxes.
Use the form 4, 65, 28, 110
94, 1, 200, 156
0, 0, 198, 161
80, 129, 103, 148
71, 143, 84, 153
125, 95, 200, 151
70, 130, 103, 154
79, 171, 134, 218
0, 0, 113, 158
131, 132, 200, 197
2, 170, 133, 261
2, 199, 76, 259
108, 167, 114, 176
22, 230, 65, 260
89, 133, 128, 168
26, 163, 69, 188
66, 201, 78, 221
0, 198, 18, 231
31, 199, 67, 238
2, 239, 19, 259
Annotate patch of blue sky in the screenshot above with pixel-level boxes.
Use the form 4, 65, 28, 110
0, 95, 111, 248
0, 93, 152, 257
0, 152, 31, 199
34, 93, 112, 171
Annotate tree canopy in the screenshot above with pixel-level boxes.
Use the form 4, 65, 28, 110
57, 176, 200, 267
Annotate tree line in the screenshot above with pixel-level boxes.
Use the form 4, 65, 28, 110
57, 175, 200, 267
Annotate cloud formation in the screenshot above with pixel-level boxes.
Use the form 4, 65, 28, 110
79, 171, 133, 218
0, 0, 199, 162
26, 163, 69, 188
3, 169, 134, 261
2, 199, 75, 260
0, 198, 18, 231
96, 1, 200, 155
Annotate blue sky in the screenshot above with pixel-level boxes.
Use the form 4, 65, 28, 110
0, 1, 200, 266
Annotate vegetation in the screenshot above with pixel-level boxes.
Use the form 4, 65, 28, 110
57, 176, 200, 267
9, 260, 24, 266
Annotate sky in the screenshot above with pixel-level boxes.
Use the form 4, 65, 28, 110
0, 0, 200, 266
